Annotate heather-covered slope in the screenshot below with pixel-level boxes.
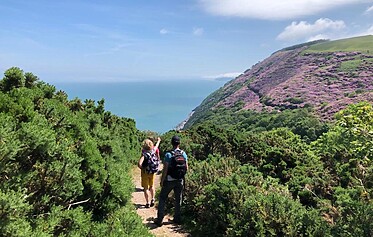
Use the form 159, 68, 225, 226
184, 35, 373, 128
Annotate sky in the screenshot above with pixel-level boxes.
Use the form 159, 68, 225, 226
0, 0, 372, 83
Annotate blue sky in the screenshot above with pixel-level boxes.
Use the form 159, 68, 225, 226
0, 0, 372, 83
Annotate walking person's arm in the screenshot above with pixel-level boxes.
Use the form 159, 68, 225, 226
154, 137, 161, 161
154, 137, 161, 150
184, 152, 188, 171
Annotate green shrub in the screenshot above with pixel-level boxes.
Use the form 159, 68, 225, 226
0, 68, 147, 236
285, 97, 304, 104
331, 187, 373, 237
185, 164, 330, 236
0, 189, 33, 237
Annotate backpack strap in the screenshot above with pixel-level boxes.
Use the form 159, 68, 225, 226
170, 148, 184, 155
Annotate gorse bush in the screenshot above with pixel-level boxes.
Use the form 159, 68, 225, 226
183, 106, 328, 143
0, 67, 151, 237
330, 187, 373, 236
176, 101, 373, 236
184, 159, 329, 236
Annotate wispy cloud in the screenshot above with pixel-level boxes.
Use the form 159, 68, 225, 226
365, 5, 373, 14
84, 43, 131, 56
193, 27, 204, 36
277, 18, 346, 42
198, 0, 370, 20
203, 72, 241, 80
74, 23, 129, 40
160, 28, 169, 34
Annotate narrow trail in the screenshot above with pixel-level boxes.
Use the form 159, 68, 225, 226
131, 164, 191, 237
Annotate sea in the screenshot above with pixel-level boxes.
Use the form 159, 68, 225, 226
54, 79, 227, 134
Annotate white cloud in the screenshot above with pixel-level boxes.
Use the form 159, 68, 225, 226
198, 0, 371, 20
203, 72, 242, 80
277, 18, 346, 42
365, 5, 373, 13
193, 27, 204, 36
160, 28, 169, 34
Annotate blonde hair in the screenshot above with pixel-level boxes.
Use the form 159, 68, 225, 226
142, 139, 154, 151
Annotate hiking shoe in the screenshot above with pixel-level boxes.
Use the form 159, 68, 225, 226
150, 199, 155, 207
154, 218, 163, 227
145, 203, 150, 208
171, 218, 182, 225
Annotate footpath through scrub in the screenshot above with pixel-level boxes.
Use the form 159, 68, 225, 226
131, 164, 191, 237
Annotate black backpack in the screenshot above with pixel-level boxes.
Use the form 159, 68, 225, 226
142, 150, 159, 174
168, 149, 187, 179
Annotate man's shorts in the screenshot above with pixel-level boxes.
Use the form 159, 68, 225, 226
141, 169, 155, 189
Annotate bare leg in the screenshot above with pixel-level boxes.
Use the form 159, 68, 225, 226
149, 186, 155, 200
143, 188, 149, 204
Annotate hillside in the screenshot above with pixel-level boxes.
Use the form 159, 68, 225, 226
184, 35, 373, 128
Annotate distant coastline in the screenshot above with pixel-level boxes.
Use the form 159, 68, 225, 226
175, 111, 195, 131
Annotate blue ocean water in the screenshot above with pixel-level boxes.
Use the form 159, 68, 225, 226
54, 80, 226, 134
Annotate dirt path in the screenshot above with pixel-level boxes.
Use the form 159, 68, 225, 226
131, 164, 191, 237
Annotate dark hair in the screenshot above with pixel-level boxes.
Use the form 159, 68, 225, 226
171, 135, 180, 146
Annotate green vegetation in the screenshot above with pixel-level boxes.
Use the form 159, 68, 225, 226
338, 59, 362, 72
183, 107, 328, 143
285, 97, 304, 104
2, 66, 373, 236
280, 39, 329, 52
305, 35, 373, 54
0, 67, 151, 236
162, 102, 373, 236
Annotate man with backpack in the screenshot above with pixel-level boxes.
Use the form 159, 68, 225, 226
154, 135, 188, 226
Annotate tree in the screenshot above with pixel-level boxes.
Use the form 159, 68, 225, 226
313, 102, 373, 189
1, 67, 25, 91
24, 72, 39, 88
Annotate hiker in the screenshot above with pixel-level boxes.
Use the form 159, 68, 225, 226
154, 135, 188, 226
138, 137, 161, 208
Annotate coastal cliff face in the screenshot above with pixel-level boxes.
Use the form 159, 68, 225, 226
183, 36, 373, 128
